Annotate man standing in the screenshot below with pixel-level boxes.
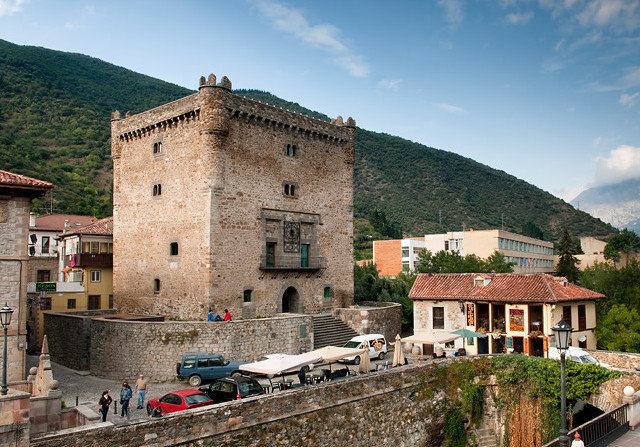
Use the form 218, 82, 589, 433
120, 381, 133, 420
135, 374, 149, 409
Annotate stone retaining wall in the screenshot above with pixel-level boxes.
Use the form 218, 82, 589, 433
333, 301, 402, 342
31, 360, 454, 447
56, 315, 312, 381
43, 310, 118, 371
589, 349, 640, 370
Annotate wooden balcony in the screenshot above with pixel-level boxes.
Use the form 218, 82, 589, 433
64, 253, 113, 268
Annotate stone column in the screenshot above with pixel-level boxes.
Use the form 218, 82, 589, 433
0, 389, 30, 447
623, 389, 640, 429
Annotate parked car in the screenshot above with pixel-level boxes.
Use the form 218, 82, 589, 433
256, 353, 315, 374
548, 346, 610, 368
176, 353, 246, 386
340, 334, 388, 364
199, 376, 265, 403
146, 389, 213, 415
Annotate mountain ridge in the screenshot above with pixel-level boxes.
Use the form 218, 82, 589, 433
0, 38, 615, 240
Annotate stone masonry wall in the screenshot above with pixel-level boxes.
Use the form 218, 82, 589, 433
333, 301, 403, 342
43, 310, 118, 371
88, 315, 313, 380
0, 196, 31, 383
589, 349, 640, 370
31, 360, 458, 447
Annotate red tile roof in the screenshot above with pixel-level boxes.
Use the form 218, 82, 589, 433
31, 214, 96, 232
0, 170, 53, 190
60, 216, 113, 237
409, 273, 605, 303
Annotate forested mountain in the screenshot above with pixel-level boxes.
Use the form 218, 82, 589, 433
0, 39, 614, 239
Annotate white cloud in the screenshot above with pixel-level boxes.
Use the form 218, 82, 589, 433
505, 11, 534, 25
0, 0, 24, 16
377, 79, 403, 91
437, 0, 464, 27
594, 145, 640, 186
591, 65, 640, 91
250, 0, 369, 78
577, 0, 640, 30
436, 102, 467, 114
619, 92, 640, 107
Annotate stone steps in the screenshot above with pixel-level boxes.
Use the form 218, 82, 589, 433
312, 315, 359, 349
476, 428, 497, 447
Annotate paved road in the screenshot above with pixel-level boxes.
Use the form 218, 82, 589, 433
28, 354, 371, 426
607, 429, 640, 447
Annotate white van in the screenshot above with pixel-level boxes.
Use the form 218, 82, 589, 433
547, 346, 609, 368
340, 334, 387, 364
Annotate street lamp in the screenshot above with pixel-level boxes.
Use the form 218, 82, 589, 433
0, 303, 14, 396
552, 319, 574, 447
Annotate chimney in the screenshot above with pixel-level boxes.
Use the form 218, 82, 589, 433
29, 212, 36, 228
64, 220, 70, 229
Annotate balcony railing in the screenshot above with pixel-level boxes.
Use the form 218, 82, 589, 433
63, 253, 113, 268
542, 404, 629, 447
259, 254, 326, 271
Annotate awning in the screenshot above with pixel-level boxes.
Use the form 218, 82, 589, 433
450, 328, 488, 338
300, 346, 366, 363
401, 333, 461, 345
239, 354, 322, 376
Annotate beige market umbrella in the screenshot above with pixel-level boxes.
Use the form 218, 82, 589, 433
301, 346, 365, 364
358, 344, 371, 374
392, 334, 405, 367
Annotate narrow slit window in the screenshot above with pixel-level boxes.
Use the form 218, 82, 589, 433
153, 278, 161, 294
170, 242, 179, 256
153, 184, 162, 196
243, 289, 252, 303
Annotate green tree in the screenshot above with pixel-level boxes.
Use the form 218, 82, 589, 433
368, 209, 402, 239
415, 249, 513, 274
604, 229, 640, 266
595, 305, 640, 352
555, 228, 580, 283
580, 260, 640, 315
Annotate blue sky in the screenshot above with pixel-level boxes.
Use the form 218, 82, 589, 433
1, 0, 640, 201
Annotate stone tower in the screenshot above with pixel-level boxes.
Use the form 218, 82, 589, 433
111, 75, 355, 320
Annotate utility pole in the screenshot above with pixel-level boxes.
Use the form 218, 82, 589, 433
501, 213, 504, 231
439, 210, 442, 230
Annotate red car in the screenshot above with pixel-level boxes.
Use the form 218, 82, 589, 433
146, 389, 214, 415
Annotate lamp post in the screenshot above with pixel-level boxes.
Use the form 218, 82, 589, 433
552, 319, 574, 447
0, 303, 14, 395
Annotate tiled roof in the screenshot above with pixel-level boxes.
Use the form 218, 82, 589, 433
31, 214, 96, 232
409, 273, 605, 303
0, 170, 53, 189
60, 216, 113, 236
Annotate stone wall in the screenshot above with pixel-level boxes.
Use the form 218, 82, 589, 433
333, 301, 403, 342
0, 196, 31, 383
589, 349, 640, 370
43, 310, 118, 371
0, 389, 30, 447
31, 360, 458, 447
45, 313, 313, 380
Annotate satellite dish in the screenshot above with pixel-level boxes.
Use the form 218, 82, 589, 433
578, 335, 587, 343
30, 234, 37, 243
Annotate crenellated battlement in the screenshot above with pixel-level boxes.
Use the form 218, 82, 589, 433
199, 73, 232, 90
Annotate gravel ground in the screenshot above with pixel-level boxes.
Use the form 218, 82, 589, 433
27, 354, 377, 426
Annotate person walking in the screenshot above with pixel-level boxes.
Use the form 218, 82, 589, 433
135, 374, 149, 409
223, 309, 231, 321
120, 381, 133, 420
98, 390, 112, 422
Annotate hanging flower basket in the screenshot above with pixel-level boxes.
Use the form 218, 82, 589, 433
529, 330, 543, 338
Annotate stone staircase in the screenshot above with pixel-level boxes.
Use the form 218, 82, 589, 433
312, 314, 359, 349
475, 427, 497, 447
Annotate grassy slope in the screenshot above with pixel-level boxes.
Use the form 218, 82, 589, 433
0, 39, 614, 239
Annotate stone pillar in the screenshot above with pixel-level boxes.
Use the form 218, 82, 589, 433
623, 389, 640, 429
0, 389, 30, 447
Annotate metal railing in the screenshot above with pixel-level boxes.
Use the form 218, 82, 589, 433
542, 404, 629, 447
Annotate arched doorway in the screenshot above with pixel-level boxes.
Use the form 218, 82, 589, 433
282, 286, 300, 313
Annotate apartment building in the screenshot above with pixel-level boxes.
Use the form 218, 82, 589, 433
372, 238, 425, 277
424, 229, 555, 273
27, 217, 113, 347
